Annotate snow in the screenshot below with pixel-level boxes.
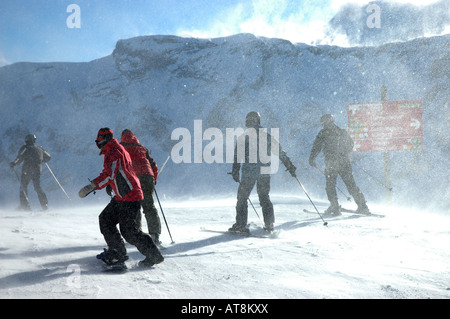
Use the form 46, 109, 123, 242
1, 194, 449, 300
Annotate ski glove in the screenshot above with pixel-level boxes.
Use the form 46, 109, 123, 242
282, 157, 297, 177
79, 182, 97, 198
287, 164, 296, 177
232, 172, 240, 183
231, 162, 240, 183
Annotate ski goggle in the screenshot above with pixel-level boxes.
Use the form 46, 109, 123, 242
95, 128, 113, 148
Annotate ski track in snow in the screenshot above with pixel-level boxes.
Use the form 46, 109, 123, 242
0, 197, 449, 299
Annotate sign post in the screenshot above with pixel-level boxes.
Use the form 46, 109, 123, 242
381, 86, 392, 202
347, 87, 423, 202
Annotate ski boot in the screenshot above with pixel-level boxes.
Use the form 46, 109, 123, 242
356, 204, 371, 215
139, 249, 164, 268
263, 223, 274, 233
228, 223, 250, 234
323, 203, 341, 217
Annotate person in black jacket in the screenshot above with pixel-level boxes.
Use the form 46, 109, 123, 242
309, 114, 370, 216
10, 134, 51, 211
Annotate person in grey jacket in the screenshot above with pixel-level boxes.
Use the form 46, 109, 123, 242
230, 111, 296, 233
10, 134, 51, 211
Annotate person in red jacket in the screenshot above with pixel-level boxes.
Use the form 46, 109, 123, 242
120, 129, 162, 245
78, 128, 163, 268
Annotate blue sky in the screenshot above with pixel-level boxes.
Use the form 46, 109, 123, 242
0, 0, 447, 66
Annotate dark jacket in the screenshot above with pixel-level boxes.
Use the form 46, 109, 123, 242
309, 123, 354, 167
233, 125, 290, 178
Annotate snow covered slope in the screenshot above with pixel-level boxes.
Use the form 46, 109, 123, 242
0, 33, 449, 210
0, 197, 449, 299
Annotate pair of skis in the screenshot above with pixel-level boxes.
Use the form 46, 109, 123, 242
200, 226, 278, 239
303, 207, 384, 218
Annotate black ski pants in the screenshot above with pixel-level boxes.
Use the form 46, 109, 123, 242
99, 198, 159, 258
235, 175, 274, 227
324, 159, 365, 206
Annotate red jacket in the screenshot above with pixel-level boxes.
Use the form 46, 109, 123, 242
120, 131, 158, 182
93, 139, 143, 202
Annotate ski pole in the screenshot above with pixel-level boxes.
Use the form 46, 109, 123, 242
154, 188, 174, 244
315, 166, 352, 201
293, 175, 328, 226
158, 156, 170, 176
45, 163, 71, 200
227, 172, 264, 226
152, 155, 174, 243
352, 161, 392, 191
11, 166, 30, 204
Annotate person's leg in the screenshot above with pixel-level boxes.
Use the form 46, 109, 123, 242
118, 200, 164, 266
19, 172, 31, 210
99, 199, 127, 257
324, 167, 340, 214
139, 175, 161, 242
257, 175, 274, 230
31, 172, 48, 210
340, 162, 369, 213
233, 177, 256, 229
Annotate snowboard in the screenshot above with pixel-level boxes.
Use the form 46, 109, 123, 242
96, 250, 128, 273
101, 262, 128, 273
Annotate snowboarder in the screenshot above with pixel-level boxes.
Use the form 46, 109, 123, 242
230, 111, 297, 233
78, 128, 164, 268
10, 134, 51, 211
308, 114, 370, 216
120, 129, 162, 245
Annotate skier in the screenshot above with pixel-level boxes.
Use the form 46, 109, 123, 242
10, 134, 51, 211
78, 128, 164, 268
230, 111, 297, 233
120, 129, 162, 245
308, 114, 370, 216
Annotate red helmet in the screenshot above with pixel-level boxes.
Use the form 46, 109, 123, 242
95, 128, 113, 149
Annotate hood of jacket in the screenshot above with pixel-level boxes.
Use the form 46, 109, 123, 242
121, 131, 140, 145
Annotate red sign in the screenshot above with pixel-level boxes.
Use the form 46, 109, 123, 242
347, 100, 423, 152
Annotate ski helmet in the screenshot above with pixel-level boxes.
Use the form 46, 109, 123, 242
95, 128, 113, 149
25, 134, 36, 145
320, 114, 334, 127
245, 111, 261, 128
